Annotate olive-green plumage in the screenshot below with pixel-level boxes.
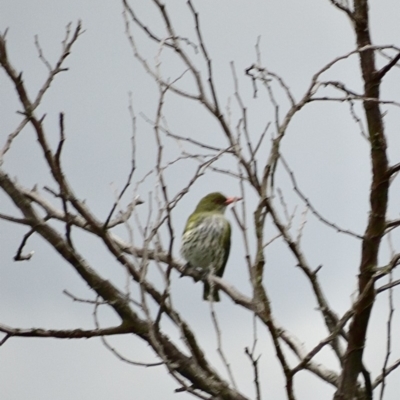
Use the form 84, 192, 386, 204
180, 192, 233, 302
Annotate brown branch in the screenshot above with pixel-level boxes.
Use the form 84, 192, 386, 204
0, 213, 30, 225
251, 198, 295, 400
230, 62, 255, 166
334, 1, 390, 398
55, 113, 74, 248
245, 316, 261, 400
329, 0, 354, 19
377, 278, 400, 294
0, 22, 81, 113
99, 336, 164, 367
248, 43, 400, 199
122, 0, 175, 50
291, 274, 376, 377
0, 24, 81, 161
278, 329, 339, 387
210, 304, 238, 389
374, 253, 400, 282
245, 348, 261, 400
125, 0, 260, 192
280, 155, 363, 240
378, 269, 394, 400
14, 235, 35, 261
373, 358, 400, 389
0, 323, 132, 342
265, 197, 344, 362
349, 98, 369, 141
388, 162, 400, 176
0, 169, 249, 400
103, 97, 139, 229
0, 334, 11, 346
187, 0, 220, 114
2, 57, 250, 396
376, 51, 400, 80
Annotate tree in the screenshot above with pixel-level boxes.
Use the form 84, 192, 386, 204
1, 1, 400, 399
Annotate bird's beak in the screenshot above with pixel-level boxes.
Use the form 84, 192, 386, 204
225, 196, 242, 205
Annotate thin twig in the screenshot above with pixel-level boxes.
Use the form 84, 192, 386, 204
210, 302, 238, 390
280, 155, 363, 239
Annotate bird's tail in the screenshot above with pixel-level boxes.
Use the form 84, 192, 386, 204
203, 282, 220, 302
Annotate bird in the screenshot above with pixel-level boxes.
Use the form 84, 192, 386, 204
180, 192, 239, 302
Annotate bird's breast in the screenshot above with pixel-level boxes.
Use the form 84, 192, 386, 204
181, 214, 228, 270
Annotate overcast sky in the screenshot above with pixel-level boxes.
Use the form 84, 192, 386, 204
1, 1, 400, 399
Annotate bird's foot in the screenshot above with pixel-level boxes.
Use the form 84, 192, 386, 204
180, 263, 203, 282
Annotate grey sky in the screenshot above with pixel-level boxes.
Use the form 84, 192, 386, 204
1, 1, 400, 399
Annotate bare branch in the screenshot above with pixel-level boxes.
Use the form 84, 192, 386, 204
334, 1, 390, 397
377, 278, 400, 294
2, 3, 400, 399
374, 358, 400, 389
187, 0, 220, 113
265, 197, 345, 362
0, 213, 31, 225
378, 234, 395, 400
210, 303, 238, 390
0, 323, 132, 341
103, 95, 141, 228
280, 155, 363, 239
329, 0, 354, 19
388, 163, 400, 177
376, 51, 400, 80
245, 315, 261, 400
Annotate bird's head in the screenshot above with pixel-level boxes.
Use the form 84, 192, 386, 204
194, 192, 241, 214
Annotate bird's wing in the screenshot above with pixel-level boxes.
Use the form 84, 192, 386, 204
216, 220, 231, 278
